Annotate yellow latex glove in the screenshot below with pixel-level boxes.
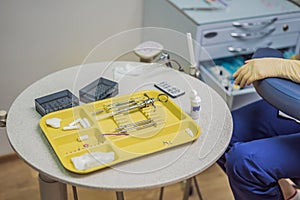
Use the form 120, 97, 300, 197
233, 58, 300, 88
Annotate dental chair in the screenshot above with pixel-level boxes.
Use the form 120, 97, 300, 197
253, 48, 300, 189
252, 48, 300, 120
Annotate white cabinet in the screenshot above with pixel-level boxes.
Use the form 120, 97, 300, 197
144, 0, 300, 110
195, 14, 300, 60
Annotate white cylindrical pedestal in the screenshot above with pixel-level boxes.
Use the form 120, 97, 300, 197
39, 174, 67, 200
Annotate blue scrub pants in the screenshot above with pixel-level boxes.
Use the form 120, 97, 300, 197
217, 48, 300, 200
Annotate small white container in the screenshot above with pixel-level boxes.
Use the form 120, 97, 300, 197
190, 90, 201, 120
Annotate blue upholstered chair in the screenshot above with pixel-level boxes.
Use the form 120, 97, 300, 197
252, 48, 300, 120
254, 77, 300, 120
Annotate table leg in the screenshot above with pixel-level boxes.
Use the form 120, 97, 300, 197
72, 185, 79, 200
159, 187, 164, 200
193, 176, 203, 200
182, 178, 192, 200
39, 173, 68, 200
116, 191, 125, 200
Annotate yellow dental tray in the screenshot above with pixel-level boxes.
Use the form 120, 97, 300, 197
39, 90, 201, 174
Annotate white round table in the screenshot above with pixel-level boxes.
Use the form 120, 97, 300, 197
7, 62, 232, 200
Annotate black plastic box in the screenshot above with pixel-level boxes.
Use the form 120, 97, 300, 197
79, 77, 118, 103
35, 89, 79, 116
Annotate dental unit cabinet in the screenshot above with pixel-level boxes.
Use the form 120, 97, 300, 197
144, 0, 300, 110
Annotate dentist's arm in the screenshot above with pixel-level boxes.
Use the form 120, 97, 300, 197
233, 58, 300, 88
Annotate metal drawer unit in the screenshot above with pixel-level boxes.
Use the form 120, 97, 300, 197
143, 0, 300, 110
197, 14, 300, 59
196, 14, 300, 110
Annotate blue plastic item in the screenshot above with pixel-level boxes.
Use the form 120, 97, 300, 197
214, 56, 245, 76
254, 78, 300, 120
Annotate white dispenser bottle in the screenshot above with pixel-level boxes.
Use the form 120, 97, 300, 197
190, 90, 201, 120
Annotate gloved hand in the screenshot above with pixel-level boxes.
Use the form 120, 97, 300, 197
233, 57, 300, 88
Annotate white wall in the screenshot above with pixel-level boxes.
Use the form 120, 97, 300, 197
0, 0, 144, 155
